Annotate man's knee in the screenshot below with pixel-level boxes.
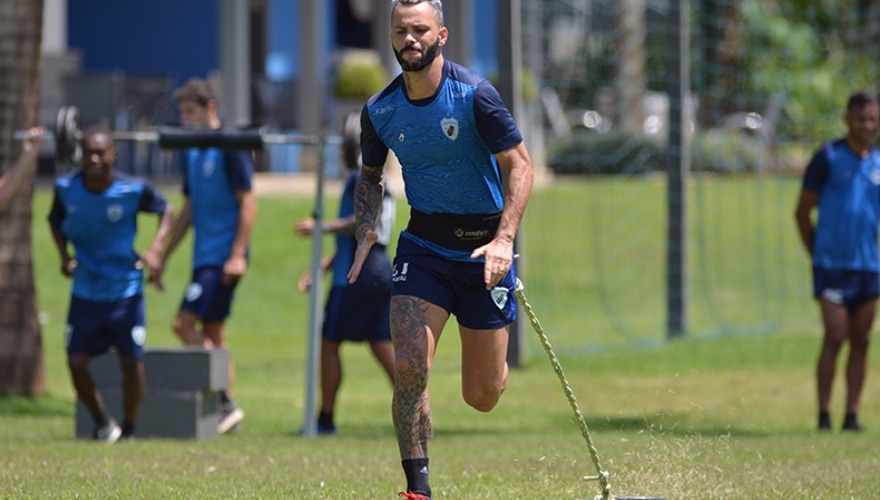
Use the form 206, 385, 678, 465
173, 314, 204, 345
67, 353, 89, 373
462, 382, 505, 413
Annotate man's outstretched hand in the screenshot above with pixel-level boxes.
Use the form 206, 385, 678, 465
347, 230, 378, 284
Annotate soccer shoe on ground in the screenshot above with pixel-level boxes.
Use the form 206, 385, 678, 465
398, 491, 431, 499
842, 413, 863, 432
218, 402, 245, 434
316, 420, 336, 435
817, 411, 831, 431
94, 418, 122, 444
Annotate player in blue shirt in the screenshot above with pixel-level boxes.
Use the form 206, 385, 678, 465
48, 125, 174, 442
295, 112, 396, 435
346, 1, 534, 497
160, 79, 257, 434
795, 91, 880, 432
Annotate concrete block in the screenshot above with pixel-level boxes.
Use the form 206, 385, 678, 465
76, 390, 220, 440
87, 347, 229, 391
74, 347, 229, 440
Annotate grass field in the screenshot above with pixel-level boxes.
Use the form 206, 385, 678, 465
1, 179, 879, 499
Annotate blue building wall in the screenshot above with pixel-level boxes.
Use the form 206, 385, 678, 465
67, 0, 498, 87
470, 0, 498, 78
67, 0, 219, 83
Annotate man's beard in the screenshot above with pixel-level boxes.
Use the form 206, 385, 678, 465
394, 38, 441, 72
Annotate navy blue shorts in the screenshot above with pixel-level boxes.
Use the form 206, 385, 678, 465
65, 295, 146, 359
325, 244, 392, 342
391, 236, 517, 330
813, 267, 880, 308
323, 285, 392, 343
180, 266, 240, 322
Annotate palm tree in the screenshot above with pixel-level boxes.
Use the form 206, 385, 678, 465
0, 0, 46, 395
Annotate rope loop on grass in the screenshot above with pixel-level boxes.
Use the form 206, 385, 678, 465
513, 278, 612, 500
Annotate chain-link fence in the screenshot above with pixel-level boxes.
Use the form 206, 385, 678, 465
516, 0, 880, 353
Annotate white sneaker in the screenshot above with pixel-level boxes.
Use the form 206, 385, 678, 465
218, 403, 245, 434
94, 418, 122, 444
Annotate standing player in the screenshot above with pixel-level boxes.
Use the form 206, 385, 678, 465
795, 91, 880, 432
49, 125, 174, 442
160, 79, 257, 434
346, 1, 534, 497
295, 112, 396, 435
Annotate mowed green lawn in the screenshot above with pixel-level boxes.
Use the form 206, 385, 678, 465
1, 177, 879, 499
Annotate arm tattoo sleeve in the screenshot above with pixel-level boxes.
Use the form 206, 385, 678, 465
353, 164, 385, 242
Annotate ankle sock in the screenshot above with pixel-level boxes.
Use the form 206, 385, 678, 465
92, 412, 109, 427
402, 458, 431, 497
317, 411, 334, 428
818, 410, 831, 429
843, 412, 859, 429
122, 422, 135, 437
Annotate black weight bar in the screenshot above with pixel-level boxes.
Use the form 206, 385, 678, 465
14, 105, 345, 165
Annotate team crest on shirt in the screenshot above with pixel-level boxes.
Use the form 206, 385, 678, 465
106, 204, 123, 222
202, 158, 216, 177
870, 167, 880, 185
441, 117, 459, 141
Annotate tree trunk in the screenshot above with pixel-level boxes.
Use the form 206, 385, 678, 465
0, 0, 45, 396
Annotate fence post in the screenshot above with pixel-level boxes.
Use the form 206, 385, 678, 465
666, 0, 690, 339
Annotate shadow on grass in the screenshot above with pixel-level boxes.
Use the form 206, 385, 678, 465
0, 394, 71, 418
563, 414, 809, 438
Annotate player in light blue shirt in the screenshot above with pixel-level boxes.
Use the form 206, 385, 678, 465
347, 2, 534, 497
295, 114, 396, 434
795, 91, 880, 432
49, 126, 174, 442
160, 78, 257, 434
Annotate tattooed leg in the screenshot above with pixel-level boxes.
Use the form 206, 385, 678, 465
391, 295, 448, 459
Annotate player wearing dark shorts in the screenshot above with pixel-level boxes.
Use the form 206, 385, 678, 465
296, 149, 396, 434
796, 91, 880, 432
49, 126, 174, 442
347, 2, 535, 497
160, 79, 257, 434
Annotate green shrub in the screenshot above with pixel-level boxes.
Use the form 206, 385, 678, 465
691, 130, 767, 173
333, 59, 389, 99
546, 130, 666, 176
547, 129, 770, 176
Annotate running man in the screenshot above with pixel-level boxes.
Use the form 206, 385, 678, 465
49, 125, 174, 442
347, 1, 534, 497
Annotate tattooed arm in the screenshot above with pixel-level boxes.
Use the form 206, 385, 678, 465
347, 163, 385, 283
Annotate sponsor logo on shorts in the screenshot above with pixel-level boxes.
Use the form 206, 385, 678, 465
64, 324, 72, 349
392, 262, 409, 283
131, 325, 146, 346
821, 287, 844, 305
185, 282, 204, 302
491, 287, 509, 310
